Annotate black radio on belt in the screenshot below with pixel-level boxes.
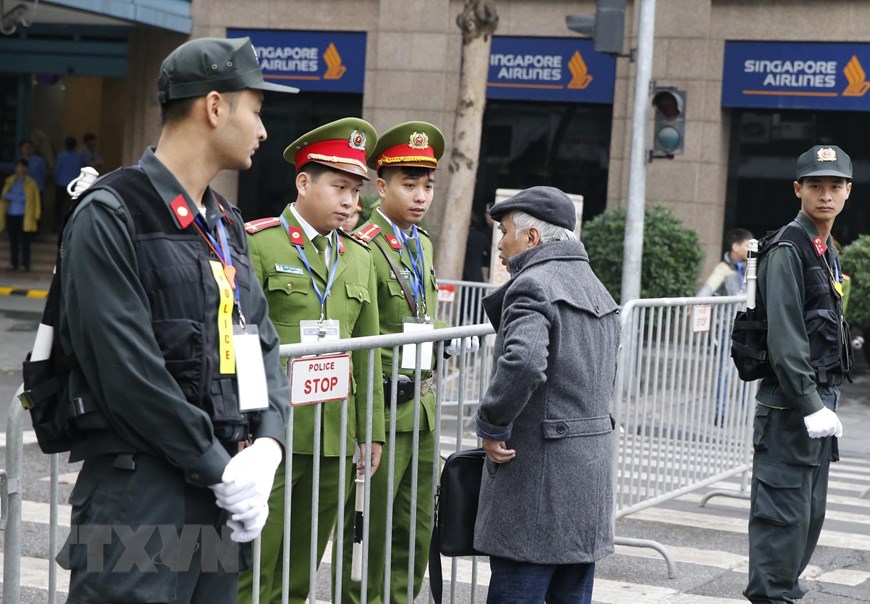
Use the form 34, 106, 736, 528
383, 374, 415, 405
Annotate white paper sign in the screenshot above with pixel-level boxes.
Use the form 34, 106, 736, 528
290, 354, 351, 406
692, 304, 712, 333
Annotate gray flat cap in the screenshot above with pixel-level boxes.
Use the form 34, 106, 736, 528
488, 186, 576, 231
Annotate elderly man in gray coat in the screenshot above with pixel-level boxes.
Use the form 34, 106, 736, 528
474, 186, 620, 603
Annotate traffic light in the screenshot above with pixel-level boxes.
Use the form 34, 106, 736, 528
565, 0, 626, 56
651, 86, 686, 159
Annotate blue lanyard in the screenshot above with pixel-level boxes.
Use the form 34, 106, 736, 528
389, 222, 427, 318
280, 216, 340, 320
193, 215, 244, 324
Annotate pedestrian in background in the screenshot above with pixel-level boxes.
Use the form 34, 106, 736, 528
1, 159, 41, 271
18, 139, 47, 193
54, 136, 84, 230
698, 227, 754, 425
342, 201, 362, 232
697, 227, 753, 297
744, 145, 853, 603
79, 132, 105, 170
474, 186, 620, 603
55, 36, 297, 603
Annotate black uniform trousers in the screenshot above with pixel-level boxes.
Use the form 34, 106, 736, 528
60, 453, 238, 604
744, 387, 837, 604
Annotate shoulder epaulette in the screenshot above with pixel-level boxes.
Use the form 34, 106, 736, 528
353, 224, 381, 243
244, 217, 282, 235
342, 230, 370, 249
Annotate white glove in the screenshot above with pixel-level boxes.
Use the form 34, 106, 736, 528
803, 407, 843, 439
225, 503, 269, 543
445, 336, 480, 356
211, 438, 282, 514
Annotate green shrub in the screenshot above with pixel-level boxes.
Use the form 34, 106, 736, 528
583, 204, 703, 300
840, 234, 870, 327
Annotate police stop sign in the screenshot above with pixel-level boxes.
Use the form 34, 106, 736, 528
290, 354, 351, 406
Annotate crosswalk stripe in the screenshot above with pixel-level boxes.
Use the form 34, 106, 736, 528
679, 490, 870, 525
697, 479, 870, 510
630, 506, 870, 551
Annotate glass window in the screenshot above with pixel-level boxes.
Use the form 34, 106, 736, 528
725, 109, 869, 246
474, 100, 613, 223
237, 91, 362, 220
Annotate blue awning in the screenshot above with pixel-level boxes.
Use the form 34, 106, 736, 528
43, 0, 191, 33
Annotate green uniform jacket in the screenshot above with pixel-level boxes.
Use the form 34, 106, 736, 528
359, 211, 444, 432
248, 205, 385, 455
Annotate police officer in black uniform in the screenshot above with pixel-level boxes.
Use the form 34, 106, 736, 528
56, 38, 297, 603
744, 145, 854, 603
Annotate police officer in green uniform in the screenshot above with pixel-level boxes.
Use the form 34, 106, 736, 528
55, 37, 295, 603
744, 145, 854, 603
340, 121, 476, 603
237, 118, 386, 604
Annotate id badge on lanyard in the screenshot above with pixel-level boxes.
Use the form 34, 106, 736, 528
401, 317, 434, 370
300, 319, 341, 344
203, 218, 268, 411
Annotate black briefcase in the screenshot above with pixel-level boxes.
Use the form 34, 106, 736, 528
429, 448, 486, 603
436, 448, 486, 556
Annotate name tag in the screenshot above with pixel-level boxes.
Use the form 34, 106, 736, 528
275, 263, 304, 275
391, 269, 413, 281
300, 319, 341, 344
234, 324, 269, 411
401, 318, 434, 370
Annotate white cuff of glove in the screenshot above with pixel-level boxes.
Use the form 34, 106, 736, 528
212, 438, 282, 511
803, 407, 843, 439
445, 336, 480, 356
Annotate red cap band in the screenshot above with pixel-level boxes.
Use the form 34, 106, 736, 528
376, 143, 438, 168
295, 139, 368, 173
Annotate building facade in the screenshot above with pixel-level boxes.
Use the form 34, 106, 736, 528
2, 0, 868, 276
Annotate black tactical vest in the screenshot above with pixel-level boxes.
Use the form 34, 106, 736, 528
760, 222, 852, 385
79, 167, 252, 449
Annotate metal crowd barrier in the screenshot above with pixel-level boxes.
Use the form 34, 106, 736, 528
434, 280, 497, 328
611, 295, 758, 576
257, 323, 493, 604
2, 293, 765, 602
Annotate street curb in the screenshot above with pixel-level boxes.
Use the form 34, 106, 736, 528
0, 286, 48, 299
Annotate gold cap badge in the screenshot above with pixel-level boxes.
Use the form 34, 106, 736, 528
349, 130, 367, 151
409, 131, 429, 150
817, 147, 837, 162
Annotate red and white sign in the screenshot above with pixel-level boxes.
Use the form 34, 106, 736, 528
692, 304, 712, 333
437, 284, 456, 303
290, 354, 351, 406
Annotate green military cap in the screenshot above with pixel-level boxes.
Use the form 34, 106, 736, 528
284, 117, 377, 181
157, 37, 299, 103
366, 121, 445, 170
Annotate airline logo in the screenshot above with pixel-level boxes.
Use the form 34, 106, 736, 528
228, 29, 366, 94
842, 55, 870, 97
323, 43, 347, 80
567, 51, 593, 90
257, 42, 346, 81
487, 37, 615, 104
722, 42, 870, 111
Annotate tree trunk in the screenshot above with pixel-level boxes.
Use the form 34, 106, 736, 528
435, 0, 499, 281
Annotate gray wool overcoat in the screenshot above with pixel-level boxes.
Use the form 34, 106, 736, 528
473, 239, 620, 565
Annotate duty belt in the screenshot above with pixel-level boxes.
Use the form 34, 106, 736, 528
383, 374, 435, 405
